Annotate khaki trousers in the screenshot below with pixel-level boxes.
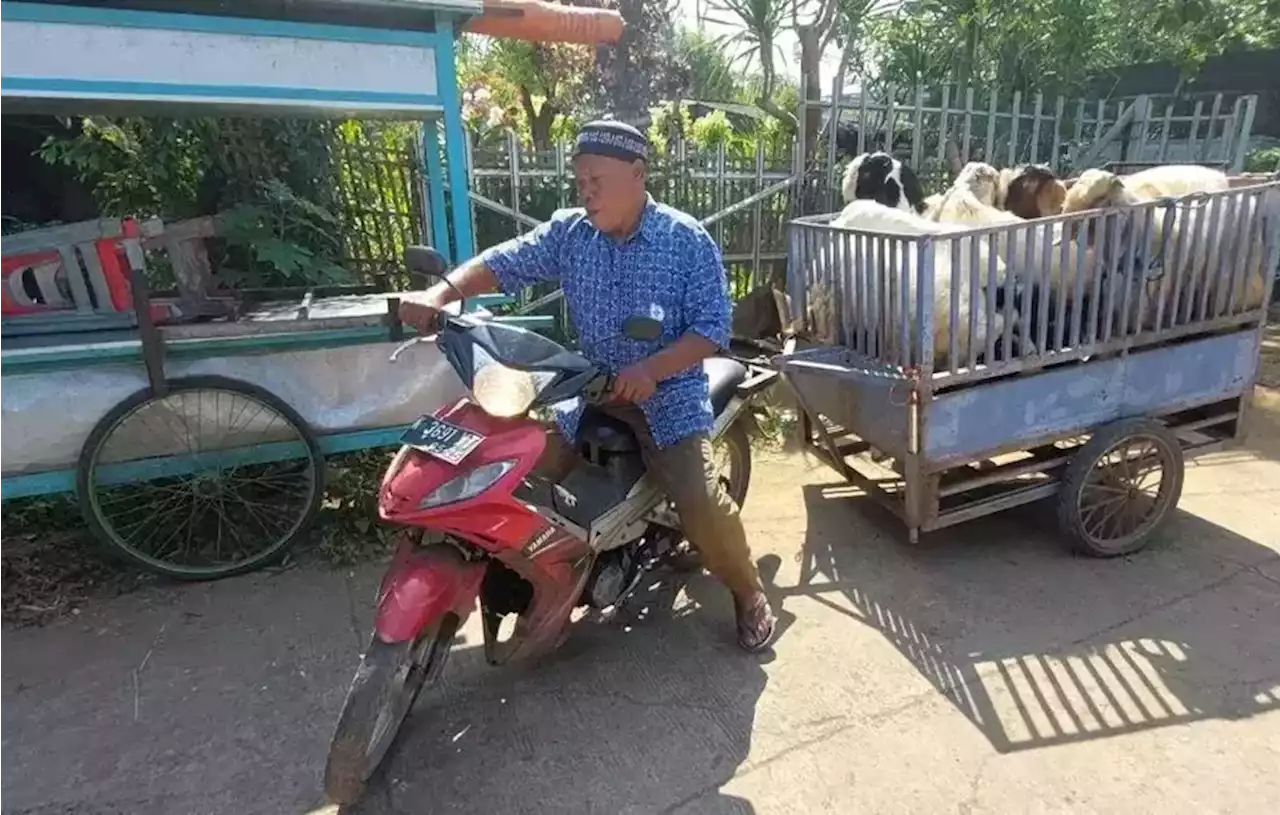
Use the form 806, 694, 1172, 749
537, 403, 762, 598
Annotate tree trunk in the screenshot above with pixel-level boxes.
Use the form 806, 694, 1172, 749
519, 86, 557, 150
529, 107, 558, 150
946, 138, 963, 175
609, 0, 638, 122
797, 24, 824, 170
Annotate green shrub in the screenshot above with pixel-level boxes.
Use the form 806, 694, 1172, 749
1244, 147, 1280, 173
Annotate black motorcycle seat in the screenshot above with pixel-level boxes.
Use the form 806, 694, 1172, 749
705, 356, 749, 415
578, 357, 749, 454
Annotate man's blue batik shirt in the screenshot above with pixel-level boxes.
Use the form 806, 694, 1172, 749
479, 197, 732, 449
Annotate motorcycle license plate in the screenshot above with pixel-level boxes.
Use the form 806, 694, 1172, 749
401, 415, 485, 465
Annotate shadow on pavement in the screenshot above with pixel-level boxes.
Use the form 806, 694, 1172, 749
342, 557, 791, 815
785, 482, 1280, 755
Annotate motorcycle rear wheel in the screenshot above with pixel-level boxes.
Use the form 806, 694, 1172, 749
716, 420, 753, 508
323, 615, 458, 805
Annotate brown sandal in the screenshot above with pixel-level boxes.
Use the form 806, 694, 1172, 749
735, 593, 777, 653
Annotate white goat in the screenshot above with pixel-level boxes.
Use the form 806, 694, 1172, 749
929, 162, 1022, 227
931, 162, 1120, 305
1062, 166, 1268, 320
810, 200, 1010, 368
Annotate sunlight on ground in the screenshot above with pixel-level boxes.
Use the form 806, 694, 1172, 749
969, 639, 1209, 748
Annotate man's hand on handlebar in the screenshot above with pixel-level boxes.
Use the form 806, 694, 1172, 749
398, 300, 441, 334
611, 362, 658, 403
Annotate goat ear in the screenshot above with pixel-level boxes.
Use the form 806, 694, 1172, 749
899, 164, 926, 212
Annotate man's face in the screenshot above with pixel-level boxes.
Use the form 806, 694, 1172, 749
573, 153, 645, 234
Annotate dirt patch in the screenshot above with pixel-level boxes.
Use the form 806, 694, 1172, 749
1258, 311, 1280, 389
1, 531, 153, 627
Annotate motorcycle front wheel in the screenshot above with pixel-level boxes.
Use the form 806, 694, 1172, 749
323, 615, 458, 805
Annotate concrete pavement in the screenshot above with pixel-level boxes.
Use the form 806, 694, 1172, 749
3, 422, 1279, 814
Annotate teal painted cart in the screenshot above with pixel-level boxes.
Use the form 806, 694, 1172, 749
0, 0, 551, 578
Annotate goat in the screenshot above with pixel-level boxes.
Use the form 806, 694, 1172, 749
928, 162, 1020, 225
1124, 164, 1231, 199
841, 152, 926, 213
921, 193, 945, 220
926, 162, 1029, 274
931, 163, 1113, 349
811, 199, 1010, 367
1000, 164, 1068, 219
1060, 165, 1229, 219
1061, 166, 1267, 322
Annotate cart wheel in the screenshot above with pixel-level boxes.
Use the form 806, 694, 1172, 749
1057, 418, 1184, 557
76, 376, 324, 580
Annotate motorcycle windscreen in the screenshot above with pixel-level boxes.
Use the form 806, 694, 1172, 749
438, 320, 598, 412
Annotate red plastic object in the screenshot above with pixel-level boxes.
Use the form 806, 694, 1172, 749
372, 538, 487, 644
370, 397, 596, 654
2, 218, 142, 317
97, 218, 140, 312
1, 250, 65, 315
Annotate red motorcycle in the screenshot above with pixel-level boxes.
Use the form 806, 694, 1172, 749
324, 247, 778, 804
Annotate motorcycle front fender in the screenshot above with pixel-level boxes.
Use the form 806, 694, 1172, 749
373, 536, 485, 644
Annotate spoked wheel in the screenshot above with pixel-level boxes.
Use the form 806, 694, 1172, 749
1058, 418, 1185, 557
670, 420, 753, 572
324, 616, 459, 806
75, 376, 323, 580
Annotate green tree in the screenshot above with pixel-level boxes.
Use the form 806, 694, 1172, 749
591, 0, 686, 122
864, 0, 1280, 97
673, 27, 745, 101
705, 0, 794, 122
35, 116, 381, 288
457, 22, 595, 149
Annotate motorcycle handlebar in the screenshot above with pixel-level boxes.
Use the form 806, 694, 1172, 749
581, 372, 615, 405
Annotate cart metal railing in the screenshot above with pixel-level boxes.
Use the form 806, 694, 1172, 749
778, 178, 1279, 551
787, 180, 1280, 390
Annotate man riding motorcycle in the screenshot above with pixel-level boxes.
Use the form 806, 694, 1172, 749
398, 119, 777, 652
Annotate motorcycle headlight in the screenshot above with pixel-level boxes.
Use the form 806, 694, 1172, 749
472, 359, 557, 418
419, 459, 516, 509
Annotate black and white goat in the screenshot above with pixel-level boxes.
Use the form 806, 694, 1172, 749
841, 152, 926, 214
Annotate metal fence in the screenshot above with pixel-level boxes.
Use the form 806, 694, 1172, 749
787, 181, 1280, 389
801, 81, 1259, 213
327, 122, 428, 280
325, 84, 1259, 318
466, 131, 797, 297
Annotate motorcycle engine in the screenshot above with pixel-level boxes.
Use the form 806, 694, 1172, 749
584, 547, 638, 609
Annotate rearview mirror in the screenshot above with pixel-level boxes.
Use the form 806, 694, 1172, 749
404, 245, 448, 279
622, 315, 663, 342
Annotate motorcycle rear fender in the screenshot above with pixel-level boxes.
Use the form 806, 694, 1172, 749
711, 397, 755, 440
373, 536, 485, 644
